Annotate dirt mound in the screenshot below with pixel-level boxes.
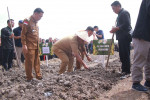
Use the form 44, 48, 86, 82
0, 53, 122, 100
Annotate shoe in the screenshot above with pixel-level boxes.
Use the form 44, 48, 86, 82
26, 79, 33, 82
132, 83, 148, 92
144, 81, 150, 88
36, 77, 43, 80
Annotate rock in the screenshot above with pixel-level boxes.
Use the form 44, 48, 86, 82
38, 83, 43, 87
64, 81, 72, 87
44, 92, 52, 97
59, 80, 64, 83
59, 93, 67, 100
7, 90, 18, 98
20, 90, 24, 94
0, 81, 3, 86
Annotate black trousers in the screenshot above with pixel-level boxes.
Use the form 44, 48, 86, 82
2, 49, 14, 70
0, 46, 2, 65
118, 38, 131, 74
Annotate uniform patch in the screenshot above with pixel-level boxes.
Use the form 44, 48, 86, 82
23, 21, 28, 25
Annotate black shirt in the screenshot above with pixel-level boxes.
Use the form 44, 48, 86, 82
13, 27, 22, 47
116, 9, 132, 41
132, 0, 150, 42
1, 26, 14, 49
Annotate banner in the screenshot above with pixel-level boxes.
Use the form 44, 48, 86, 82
93, 39, 114, 55
39, 42, 53, 55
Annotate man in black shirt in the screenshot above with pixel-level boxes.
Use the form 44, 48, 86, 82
13, 20, 23, 66
110, 1, 132, 75
1, 19, 14, 71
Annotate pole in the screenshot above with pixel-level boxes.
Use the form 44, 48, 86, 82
105, 33, 114, 70
7, 7, 20, 67
46, 55, 48, 67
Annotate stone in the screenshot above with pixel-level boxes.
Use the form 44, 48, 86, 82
8, 90, 18, 98
64, 81, 72, 87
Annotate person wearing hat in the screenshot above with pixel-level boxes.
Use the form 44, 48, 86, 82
13, 20, 23, 67
52, 27, 93, 74
75, 27, 94, 70
21, 8, 44, 81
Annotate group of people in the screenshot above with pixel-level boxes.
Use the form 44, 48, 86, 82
110, 0, 150, 92
0, 0, 150, 93
39, 37, 58, 60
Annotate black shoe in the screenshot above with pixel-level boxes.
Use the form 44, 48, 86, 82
132, 83, 148, 92
144, 81, 150, 88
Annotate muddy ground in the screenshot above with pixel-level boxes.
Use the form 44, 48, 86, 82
0, 51, 130, 100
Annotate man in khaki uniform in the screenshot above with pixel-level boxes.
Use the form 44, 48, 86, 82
52, 28, 94, 74
21, 8, 44, 81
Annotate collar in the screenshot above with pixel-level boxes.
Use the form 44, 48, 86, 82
118, 8, 124, 15
30, 16, 37, 23
7, 26, 12, 30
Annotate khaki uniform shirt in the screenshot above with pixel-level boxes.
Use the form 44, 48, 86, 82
21, 16, 39, 49
53, 35, 81, 56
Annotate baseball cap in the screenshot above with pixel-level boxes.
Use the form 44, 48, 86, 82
19, 20, 23, 23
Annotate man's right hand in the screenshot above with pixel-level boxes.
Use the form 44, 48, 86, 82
23, 45, 28, 54
9, 34, 14, 38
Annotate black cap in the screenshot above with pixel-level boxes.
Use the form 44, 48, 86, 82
86, 26, 94, 32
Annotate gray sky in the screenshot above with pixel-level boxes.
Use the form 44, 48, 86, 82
0, 0, 142, 40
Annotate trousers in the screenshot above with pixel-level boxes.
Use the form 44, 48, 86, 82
52, 46, 74, 74
24, 49, 42, 80
132, 38, 150, 82
118, 38, 131, 74
2, 49, 14, 70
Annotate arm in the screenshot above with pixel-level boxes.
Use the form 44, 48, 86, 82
71, 38, 89, 69
13, 29, 21, 40
110, 12, 131, 33
1, 28, 12, 39
96, 30, 104, 38
96, 34, 103, 38
80, 45, 92, 61
117, 12, 131, 31
73, 52, 89, 69
21, 20, 28, 54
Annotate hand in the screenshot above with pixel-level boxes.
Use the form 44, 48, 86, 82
9, 34, 14, 38
110, 27, 119, 33
83, 64, 89, 69
22, 45, 28, 54
14, 36, 21, 40
87, 56, 92, 62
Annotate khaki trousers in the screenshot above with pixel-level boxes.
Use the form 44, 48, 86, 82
52, 46, 74, 74
132, 38, 150, 82
16, 47, 22, 67
24, 49, 42, 80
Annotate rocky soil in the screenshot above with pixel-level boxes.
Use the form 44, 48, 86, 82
0, 52, 124, 100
